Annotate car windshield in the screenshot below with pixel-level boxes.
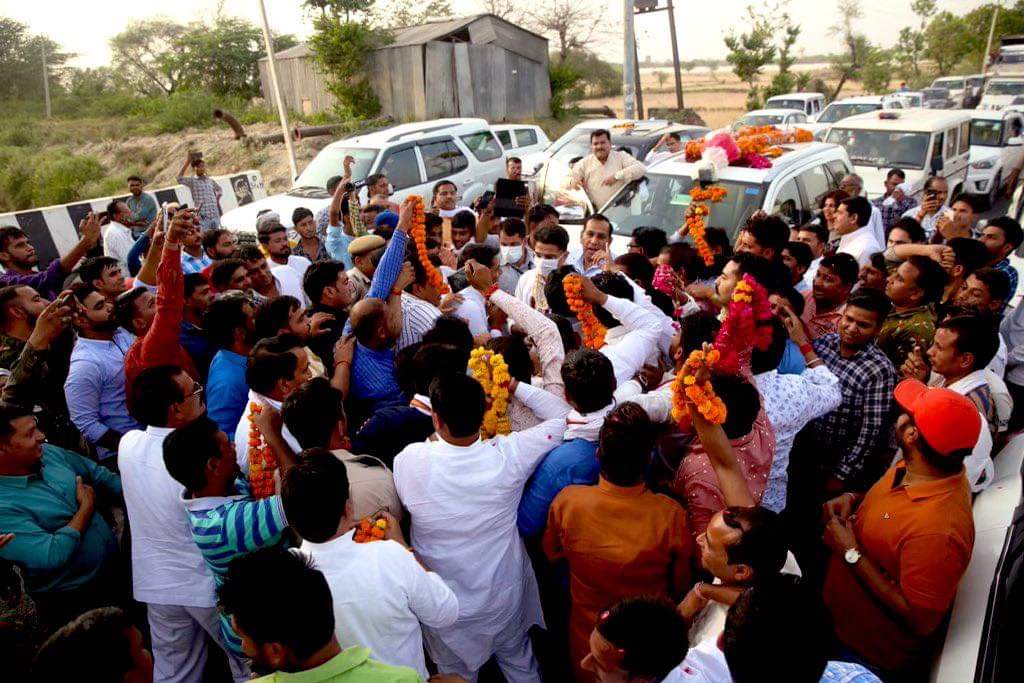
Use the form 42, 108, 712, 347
998, 51, 1024, 63
739, 114, 785, 127
550, 134, 595, 163
817, 102, 881, 123
767, 99, 805, 111
923, 88, 949, 100
602, 173, 766, 241
825, 129, 931, 170
293, 147, 378, 192
971, 120, 1004, 147
967, 77, 985, 88
933, 78, 964, 89
987, 80, 1024, 95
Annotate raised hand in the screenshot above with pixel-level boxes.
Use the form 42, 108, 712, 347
27, 293, 73, 351
79, 212, 102, 247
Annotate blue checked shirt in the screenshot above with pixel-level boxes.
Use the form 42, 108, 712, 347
807, 333, 897, 484
993, 257, 1018, 315
180, 250, 212, 275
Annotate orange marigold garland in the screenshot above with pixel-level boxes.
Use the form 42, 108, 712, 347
684, 126, 814, 163
671, 274, 773, 430
354, 515, 389, 543
247, 402, 276, 498
408, 195, 449, 295
686, 185, 727, 267
563, 274, 606, 349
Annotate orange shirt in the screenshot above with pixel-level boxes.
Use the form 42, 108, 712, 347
543, 478, 692, 681
823, 462, 974, 674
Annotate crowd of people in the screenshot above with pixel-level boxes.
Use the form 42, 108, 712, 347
0, 127, 1021, 683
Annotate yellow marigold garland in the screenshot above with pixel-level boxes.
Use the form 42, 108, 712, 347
469, 347, 512, 438
670, 348, 727, 426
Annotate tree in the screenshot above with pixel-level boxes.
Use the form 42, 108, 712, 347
308, 14, 389, 118
303, 0, 376, 21
924, 11, 971, 74
175, 16, 296, 97
478, 0, 527, 23
892, 0, 934, 80
765, 10, 801, 99
860, 47, 893, 93
372, 0, 453, 29
532, 1, 602, 61
827, 0, 869, 100
109, 19, 189, 96
0, 18, 69, 101
723, 4, 776, 108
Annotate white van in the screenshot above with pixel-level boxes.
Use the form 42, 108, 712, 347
552, 142, 853, 253
825, 109, 972, 199
979, 77, 1024, 111
764, 92, 826, 117
220, 118, 506, 231
490, 123, 551, 160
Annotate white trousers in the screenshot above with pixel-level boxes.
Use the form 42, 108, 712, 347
147, 602, 250, 683
427, 620, 541, 683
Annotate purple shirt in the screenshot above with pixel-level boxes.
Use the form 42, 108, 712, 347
0, 259, 64, 300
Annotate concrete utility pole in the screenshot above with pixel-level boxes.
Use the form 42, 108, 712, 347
257, 0, 299, 180
42, 43, 51, 119
623, 0, 637, 118
983, 3, 1001, 74
666, 0, 684, 109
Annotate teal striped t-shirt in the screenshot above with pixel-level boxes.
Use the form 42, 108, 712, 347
183, 483, 288, 654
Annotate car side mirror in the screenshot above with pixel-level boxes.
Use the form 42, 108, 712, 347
930, 156, 944, 174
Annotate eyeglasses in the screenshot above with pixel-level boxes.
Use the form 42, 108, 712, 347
185, 382, 204, 400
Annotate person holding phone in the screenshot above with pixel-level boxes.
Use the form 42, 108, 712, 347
902, 176, 948, 240
177, 151, 223, 232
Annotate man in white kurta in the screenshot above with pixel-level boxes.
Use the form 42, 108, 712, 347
568, 129, 646, 209
393, 374, 566, 682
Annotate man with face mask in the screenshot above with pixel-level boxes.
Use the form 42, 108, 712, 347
64, 282, 141, 461
498, 218, 533, 294
515, 225, 569, 312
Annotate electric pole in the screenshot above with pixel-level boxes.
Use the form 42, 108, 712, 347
623, 0, 637, 119
42, 43, 51, 119
257, 0, 299, 180
983, 3, 1001, 74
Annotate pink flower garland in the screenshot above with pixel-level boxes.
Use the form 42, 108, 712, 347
711, 274, 773, 375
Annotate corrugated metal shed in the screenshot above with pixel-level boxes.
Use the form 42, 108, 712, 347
258, 14, 550, 121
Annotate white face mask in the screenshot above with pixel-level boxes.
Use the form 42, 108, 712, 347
500, 245, 524, 265
536, 257, 560, 275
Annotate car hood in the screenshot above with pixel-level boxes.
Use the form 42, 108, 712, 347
969, 146, 1001, 163
981, 95, 1019, 110
220, 192, 332, 232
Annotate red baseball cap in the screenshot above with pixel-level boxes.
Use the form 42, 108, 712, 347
894, 379, 981, 456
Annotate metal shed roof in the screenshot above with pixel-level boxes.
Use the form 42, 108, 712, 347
388, 14, 548, 47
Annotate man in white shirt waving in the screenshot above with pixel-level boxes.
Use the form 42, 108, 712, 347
835, 196, 882, 268
393, 372, 566, 682
569, 129, 646, 210
102, 199, 136, 274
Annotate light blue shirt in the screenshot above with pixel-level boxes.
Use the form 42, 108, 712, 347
181, 250, 212, 275
64, 328, 140, 459
567, 246, 609, 277
326, 225, 355, 269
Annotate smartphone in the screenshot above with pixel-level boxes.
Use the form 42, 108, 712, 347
448, 270, 470, 293
494, 178, 529, 218
925, 189, 938, 200
479, 190, 496, 207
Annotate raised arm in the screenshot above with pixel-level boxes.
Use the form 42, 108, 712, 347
60, 212, 103, 275
615, 151, 647, 183
512, 378, 571, 420
689, 402, 755, 508
364, 198, 413, 300
490, 289, 565, 397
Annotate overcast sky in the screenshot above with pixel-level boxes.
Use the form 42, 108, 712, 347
0, 0, 994, 67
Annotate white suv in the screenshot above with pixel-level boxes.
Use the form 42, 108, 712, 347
220, 118, 506, 231
554, 142, 853, 253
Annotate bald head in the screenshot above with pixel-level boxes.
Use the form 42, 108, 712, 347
839, 174, 863, 197
350, 298, 388, 346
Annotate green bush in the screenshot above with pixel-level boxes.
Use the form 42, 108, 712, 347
0, 118, 38, 147
30, 154, 106, 208
550, 61, 584, 119
0, 164, 34, 211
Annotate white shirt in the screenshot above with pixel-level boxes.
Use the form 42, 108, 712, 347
297, 531, 459, 678
599, 295, 664, 386
567, 245, 615, 278
802, 256, 822, 290
927, 369, 995, 491
117, 426, 216, 607
837, 225, 882, 267
514, 268, 546, 310
902, 205, 941, 240
234, 391, 300, 475
439, 206, 475, 219
453, 287, 492, 337
285, 254, 312, 278
393, 417, 566, 671
398, 292, 441, 350
662, 636, 731, 683
102, 221, 134, 273
754, 366, 843, 512
868, 204, 886, 249
271, 264, 308, 305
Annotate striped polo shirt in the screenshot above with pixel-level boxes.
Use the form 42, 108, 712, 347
182, 483, 287, 654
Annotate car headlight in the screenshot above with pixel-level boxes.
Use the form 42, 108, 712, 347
971, 159, 996, 169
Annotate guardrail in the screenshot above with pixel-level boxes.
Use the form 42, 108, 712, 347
0, 171, 267, 266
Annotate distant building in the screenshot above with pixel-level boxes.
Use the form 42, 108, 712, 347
257, 14, 551, 121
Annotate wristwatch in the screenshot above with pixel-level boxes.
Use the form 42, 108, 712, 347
844, 547, 862, 565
